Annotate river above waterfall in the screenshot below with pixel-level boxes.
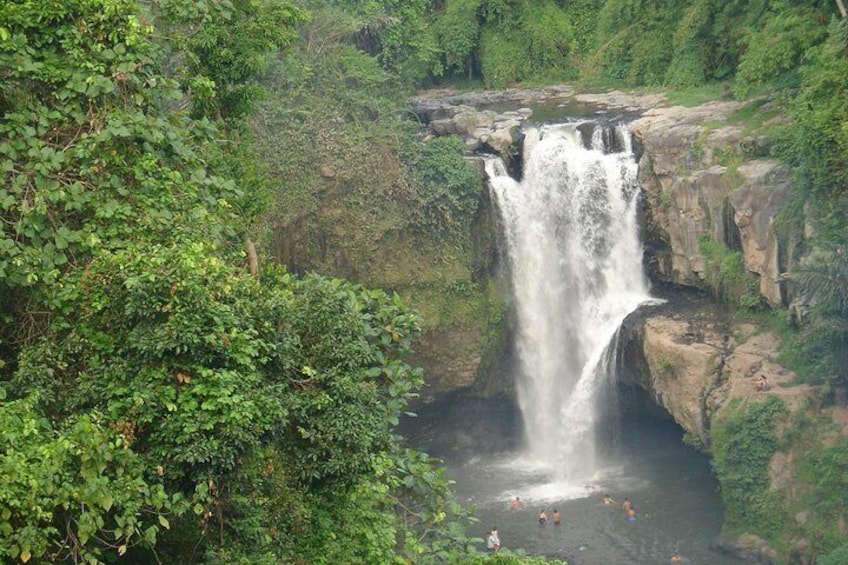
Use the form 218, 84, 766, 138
401, 391, 748, 565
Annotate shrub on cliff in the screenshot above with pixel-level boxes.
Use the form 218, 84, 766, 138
711, 397, 787, 539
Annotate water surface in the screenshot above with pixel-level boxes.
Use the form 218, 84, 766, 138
403, 393, 747, 565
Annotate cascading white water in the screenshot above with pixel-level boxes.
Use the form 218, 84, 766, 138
487, 122, 652, 484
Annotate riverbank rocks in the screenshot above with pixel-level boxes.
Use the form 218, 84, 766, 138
411, 100, 532, 163
715, 533, 779, 564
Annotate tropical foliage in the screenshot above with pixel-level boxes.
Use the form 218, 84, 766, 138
2, 0, 848, 562
711, 397, 787, 538
0, 0, 487, 563
779, 17, 848, 387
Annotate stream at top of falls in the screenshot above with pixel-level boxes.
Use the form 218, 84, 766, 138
400, 121, 747, 564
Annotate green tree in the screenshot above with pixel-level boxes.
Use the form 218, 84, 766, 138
402, 135, 483, 236
479, 0, 578, 87
588, 0, 685, 85
783, 246, 848, 386
0, 396, 176, 564
9, 239, 484, 562
778, 18, 848, 387
432, 0, 483, 78
148, 0, 307, 120
787, 18, 848, 208
0, 0, 255, 295
296, 0, 440, 89
734, 5, 828, 97
820, 544, 848, 565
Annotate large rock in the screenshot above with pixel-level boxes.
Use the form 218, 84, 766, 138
416, 102, 531, 165
631, 103, 791, 306
620, 293, 813, 445
617, 291, 838, 563
728, 161, 791, 304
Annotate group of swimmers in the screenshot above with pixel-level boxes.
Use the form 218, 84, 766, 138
512, 497, 564, 526
503, 493, 687, 562
604, 493, 688, 563
602, 493, 637, 523
536, 507, 562, 526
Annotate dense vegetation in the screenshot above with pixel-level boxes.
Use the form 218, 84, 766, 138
711, 397, 787, 538
0, 1, 501, 563
2, 0, 847, 563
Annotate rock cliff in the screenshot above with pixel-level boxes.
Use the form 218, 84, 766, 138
618, 290, 814, 447
410, 88, 797, 393
630, 103, 791, 306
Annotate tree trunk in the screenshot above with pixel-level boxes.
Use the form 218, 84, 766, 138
836, 0, 847, 18
245, 237, 259, 277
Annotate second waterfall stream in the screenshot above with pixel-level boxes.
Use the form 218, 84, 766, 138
487, 122, 654, 492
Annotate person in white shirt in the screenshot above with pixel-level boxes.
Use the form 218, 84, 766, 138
486, 527, 500, 553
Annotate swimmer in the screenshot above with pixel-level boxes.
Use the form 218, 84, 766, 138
670, 552, 683, 563
510, 496, 522, 510
552, 509, 562, 526
627, 507, 636, 524
602, 493, 616, 506
622, 497, 631, 512
538, 509, 547, 526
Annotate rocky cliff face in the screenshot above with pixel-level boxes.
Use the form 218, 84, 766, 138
411, 89, 794, 310
617, 289, 848, 564
630, 102, 791, 306
618, 290, 813, 446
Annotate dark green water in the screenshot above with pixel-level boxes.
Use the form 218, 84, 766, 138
402, 391, 748, 565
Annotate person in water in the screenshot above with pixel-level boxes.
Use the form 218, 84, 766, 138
627, 507, 636, 524
538, 509, 547, 526
552, 509, 562, 526
622, 497, 632, 512
602, 493, 616, 506
511, 496, 522, 510
670, 552, 684, 563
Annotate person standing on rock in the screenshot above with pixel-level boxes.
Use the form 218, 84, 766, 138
486, 527, 500, 553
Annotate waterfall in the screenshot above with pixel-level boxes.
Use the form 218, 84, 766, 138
487, 122, 652, 484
